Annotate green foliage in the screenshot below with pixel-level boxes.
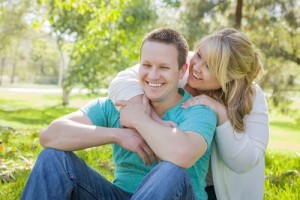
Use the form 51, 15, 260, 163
39, 0, 157, 92
2, 0, 299, 113
0, 0, 29, 52
173, 0, 300, 122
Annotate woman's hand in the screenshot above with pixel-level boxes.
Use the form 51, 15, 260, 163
181, 94, 228, 126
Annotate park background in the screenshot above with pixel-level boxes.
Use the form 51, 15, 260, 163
0, 0, 299, 199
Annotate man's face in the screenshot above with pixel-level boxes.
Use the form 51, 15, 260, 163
139, 41, 185, 104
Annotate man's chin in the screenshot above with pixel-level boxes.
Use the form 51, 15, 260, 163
145, 95, 161, 103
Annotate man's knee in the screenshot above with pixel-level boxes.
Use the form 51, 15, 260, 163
155, 161, 187, 179
37, 148, 68, 164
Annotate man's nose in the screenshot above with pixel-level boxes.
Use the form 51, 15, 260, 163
148, 68, 160, 79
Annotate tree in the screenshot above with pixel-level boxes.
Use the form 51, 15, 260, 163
171, 0, 300, 114
0, 0, 29, 85
38, 0, 157, 105
235, 0, 243, 29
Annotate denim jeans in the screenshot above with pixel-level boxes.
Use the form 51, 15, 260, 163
21, 148, 196, 200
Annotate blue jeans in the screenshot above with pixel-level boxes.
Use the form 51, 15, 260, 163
21, 148, 196, 200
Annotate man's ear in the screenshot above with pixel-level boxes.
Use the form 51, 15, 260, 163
179, 63, 188, 79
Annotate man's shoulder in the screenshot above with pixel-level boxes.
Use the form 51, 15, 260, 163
81, 98, 119, 126
81, 98, 117, 115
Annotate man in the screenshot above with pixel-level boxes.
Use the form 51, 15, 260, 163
21, 28, 216, 200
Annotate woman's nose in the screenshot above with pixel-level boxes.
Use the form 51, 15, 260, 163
192, 61, 202, 72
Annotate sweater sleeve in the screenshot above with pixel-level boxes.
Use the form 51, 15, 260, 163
214, 84, 269, 173
108, 64, 144, 103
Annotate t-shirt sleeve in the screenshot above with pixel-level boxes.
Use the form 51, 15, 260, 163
80, 98, 118, 127
179, 106, 217, 149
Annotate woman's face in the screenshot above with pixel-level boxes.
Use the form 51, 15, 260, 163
187, 47, 221, 91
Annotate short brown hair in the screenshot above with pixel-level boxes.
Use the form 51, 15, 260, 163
141, 28, 189, 69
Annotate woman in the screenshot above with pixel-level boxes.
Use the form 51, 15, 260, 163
108, 28, 269, 200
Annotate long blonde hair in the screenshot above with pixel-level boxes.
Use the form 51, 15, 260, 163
196, 28, 263, 132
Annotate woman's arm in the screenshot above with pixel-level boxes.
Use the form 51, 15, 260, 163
108, 64, 144, 103
181, 85, 269, 173
214, 85, 269, 173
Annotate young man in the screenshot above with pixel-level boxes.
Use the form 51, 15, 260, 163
21, 28, 216, 200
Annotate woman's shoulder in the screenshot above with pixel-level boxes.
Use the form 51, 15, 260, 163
252, 84, 268, 111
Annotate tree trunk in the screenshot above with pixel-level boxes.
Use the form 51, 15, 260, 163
57, 40, 65, 87
62, 87, 71, 105
0, 58, 5, 86
58, 50, 64, 87
235, 0, 243, 29
10, 61, 16, 84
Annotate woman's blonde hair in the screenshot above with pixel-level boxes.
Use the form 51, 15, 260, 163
196, 28, 263, 132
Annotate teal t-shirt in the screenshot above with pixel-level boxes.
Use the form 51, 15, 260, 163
81, 88, 217, 200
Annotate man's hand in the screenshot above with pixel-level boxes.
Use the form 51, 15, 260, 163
115, 95, 150, 128
116, 128, 158, 165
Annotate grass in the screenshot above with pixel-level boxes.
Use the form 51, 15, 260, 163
268, 113, 300, 152
0, 91, 300, 199
264, 151, 300, 199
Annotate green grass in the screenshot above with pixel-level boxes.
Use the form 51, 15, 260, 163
0, 91, 300, 199
264, 151, 300, 199
268, 113, 300, 152
0, 128, 114, 199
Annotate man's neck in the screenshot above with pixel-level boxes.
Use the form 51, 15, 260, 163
151, 92, 183, 117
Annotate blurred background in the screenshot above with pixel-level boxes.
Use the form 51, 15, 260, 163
1, 0, 300, 148
0, 0, 299, 198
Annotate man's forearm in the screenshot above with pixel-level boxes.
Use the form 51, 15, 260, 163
40, 119, 118, 151
132, 115, 207, 168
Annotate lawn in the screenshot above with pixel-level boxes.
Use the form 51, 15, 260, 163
0, 91, 299, 199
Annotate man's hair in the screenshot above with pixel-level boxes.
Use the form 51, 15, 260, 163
140, 28, 189, 69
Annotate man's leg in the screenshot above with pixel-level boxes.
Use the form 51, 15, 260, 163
21, 148, 131, 200
131, 161, 196, 200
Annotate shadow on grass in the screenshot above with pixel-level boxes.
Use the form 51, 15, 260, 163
0, 106, 77, 127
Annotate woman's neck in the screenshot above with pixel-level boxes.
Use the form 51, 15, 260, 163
184, 84, 226, 105
184, 84, 199, 96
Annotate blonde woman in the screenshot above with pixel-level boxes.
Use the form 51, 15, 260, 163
108, 28, 269, 200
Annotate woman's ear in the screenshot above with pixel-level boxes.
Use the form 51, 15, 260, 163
179, 63, 188, 79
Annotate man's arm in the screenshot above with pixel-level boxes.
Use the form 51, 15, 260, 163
116, 99, 216, 169
40, 110, 123, 151
40, 108, 156, 165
